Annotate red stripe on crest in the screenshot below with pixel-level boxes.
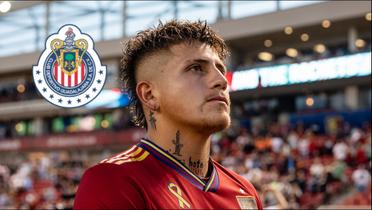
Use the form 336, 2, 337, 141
61, 70, 64, 86
81, 62, 85, 81
54, 62, 58, 82
68, 74, 71, 87
74, 70, 78, 86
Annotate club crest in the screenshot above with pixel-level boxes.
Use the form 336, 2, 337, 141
33, 24, 106, 108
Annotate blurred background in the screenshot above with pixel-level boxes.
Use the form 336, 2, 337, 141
0, 1, 371, 209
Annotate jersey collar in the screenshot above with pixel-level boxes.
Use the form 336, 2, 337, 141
138, 138, 219, 192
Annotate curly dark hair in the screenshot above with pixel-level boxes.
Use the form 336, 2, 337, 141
120, 20, 229, 129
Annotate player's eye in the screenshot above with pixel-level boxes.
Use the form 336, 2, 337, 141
189, 64, 204, 73
216, 64, 227, 75
219, 68, 226, 76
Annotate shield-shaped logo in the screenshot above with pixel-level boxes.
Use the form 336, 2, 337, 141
61, 50, 78, 73
33, 24, 107, 108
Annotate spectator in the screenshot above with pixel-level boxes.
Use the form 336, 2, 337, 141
333, 139, 349, 161
272, 136, 283, 154
287, 129, 299, 149
309, 157, 327, 193
328, 159, 347, 182
352, 164, 371, 192
297, 135, 310, 157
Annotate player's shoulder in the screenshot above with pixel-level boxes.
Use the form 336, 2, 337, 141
99, 144, 150, 165
75, 145, 150, 209
86, 145, 150, 177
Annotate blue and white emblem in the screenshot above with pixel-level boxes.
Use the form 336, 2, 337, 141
33, 24, 106, 108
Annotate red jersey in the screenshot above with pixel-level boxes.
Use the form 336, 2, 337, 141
74, 139, 263, 209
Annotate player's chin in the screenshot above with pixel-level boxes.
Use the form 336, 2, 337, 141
202, 113, 231, 133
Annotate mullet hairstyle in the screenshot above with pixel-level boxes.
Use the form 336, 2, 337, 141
120, 20, 229, 129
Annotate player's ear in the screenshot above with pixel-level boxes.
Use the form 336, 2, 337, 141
136, 80, 159, 111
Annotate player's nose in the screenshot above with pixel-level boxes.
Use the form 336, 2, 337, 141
209, 66, 228, 91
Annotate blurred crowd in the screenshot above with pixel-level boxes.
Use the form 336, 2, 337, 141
0, 120, 371, 209
211, 120, 371, 209
0, 151, 96, 209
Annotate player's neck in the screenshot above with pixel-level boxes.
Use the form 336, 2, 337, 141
147, 120, 211, 178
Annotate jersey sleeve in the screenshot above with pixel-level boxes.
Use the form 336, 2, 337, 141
73, 163, 146, 209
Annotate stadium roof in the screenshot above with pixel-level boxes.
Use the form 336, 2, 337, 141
0, 1, 324, 57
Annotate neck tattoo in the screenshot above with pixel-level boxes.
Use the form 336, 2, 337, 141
188, 157, 204, 176
149, 111, 156, 130
172, 130, 183, 156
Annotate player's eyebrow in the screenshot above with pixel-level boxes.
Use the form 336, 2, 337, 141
186, 58, 227, 74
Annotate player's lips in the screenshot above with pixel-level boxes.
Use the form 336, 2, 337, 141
206, 95, 229, 105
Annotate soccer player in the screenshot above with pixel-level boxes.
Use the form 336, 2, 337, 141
74, 20, 263, 209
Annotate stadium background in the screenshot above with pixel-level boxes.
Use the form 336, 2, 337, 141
0, 1, 371, 209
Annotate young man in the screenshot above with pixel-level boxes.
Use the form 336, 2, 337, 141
74, 20, 263, 209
